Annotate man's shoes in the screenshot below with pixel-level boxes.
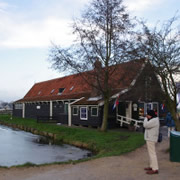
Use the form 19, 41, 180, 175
146, 170, 159, 175
144, 167, 152, 171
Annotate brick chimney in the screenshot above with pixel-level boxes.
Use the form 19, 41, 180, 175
91, 59, 102, 97
94, 58, 102, 71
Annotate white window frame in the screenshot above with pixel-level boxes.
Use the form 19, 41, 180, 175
91, 107, 98, 117
73, 106, 78, 116
80, 107, 88, 120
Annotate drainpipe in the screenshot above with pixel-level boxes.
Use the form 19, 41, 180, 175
22, 103, 25, 118
50, 101, 53, 117
68, 97, 85, 127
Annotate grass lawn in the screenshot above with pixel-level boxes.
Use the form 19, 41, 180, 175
0, 115, 145, 165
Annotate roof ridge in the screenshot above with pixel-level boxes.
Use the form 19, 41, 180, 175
34, 72, 82, 85
35, 58, 145, 85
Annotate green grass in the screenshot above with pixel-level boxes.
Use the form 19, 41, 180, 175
0, 115, 145, 164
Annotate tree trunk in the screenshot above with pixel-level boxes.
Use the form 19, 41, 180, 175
101, 97, 109, 132
173, 110, 180, 131
172, 111, 180, 131
175, 120, 180, 131
167, 101, 180, 131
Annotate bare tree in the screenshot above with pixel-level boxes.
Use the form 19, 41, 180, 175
136, 16, 180, 130
49, 0, 135, 131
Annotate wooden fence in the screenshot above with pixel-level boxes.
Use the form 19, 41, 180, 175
0, 110, 13, 115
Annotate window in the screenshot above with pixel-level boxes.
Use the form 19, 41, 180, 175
91, 107, 98, 116
58, 88, 65, 95
73, 107, 78, 115
15, 104, 23, 109
80, 107, 88, 120
146, 103, 152, 112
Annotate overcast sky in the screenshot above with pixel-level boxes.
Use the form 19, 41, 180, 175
0, 0, 179, 102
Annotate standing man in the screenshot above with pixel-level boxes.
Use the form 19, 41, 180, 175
143, 110, 160, 175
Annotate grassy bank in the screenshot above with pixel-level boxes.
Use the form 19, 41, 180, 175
0, 115, 145, 162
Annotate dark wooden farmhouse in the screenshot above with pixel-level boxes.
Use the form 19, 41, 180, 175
13, 59, 163, 128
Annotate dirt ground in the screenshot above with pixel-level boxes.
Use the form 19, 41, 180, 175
1, 127, 180, 180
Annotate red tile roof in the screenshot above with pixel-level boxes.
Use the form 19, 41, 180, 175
16, 59, 145, 103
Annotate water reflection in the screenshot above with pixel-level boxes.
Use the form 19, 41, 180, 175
0, 125, 91, 167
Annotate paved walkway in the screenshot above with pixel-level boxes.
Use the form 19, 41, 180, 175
1, 126, 180, 180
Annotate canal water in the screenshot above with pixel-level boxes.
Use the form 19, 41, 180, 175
0, 125, 91, 167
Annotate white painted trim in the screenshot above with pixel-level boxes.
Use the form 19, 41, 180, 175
17, 99, 77, 105
68, 97, 85, 126
69, 97, 85, 105
50, 101, 53, 117
22, 103, 25, 118
71, 104, 98, 107
125, 101, 132, 119
68, 103, 72, 126
80, 107, 88, 120
111, 88, 129, 99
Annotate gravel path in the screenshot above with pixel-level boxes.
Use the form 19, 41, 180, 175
1, 126, 180, 180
